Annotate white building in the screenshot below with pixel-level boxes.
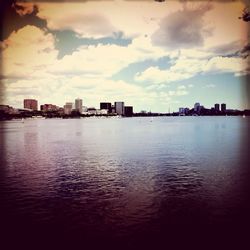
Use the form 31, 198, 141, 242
64, 102, 73, 115
115, 102, 124, 115
75, 98, 83, 113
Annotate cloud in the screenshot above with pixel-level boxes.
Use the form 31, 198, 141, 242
135, 54, 249, 84
168, 89, 189, 97
202, 56, 248, 75
48, 35, 166, 78
151, 2, 213, 49
134, 56, 203, 84
135, 66, 193, 84
240, 43, 250, 58
36, 1, 181, 40
37, 3, 118, 39
210, 40, 243, 55
1, 25, 58, 79
178, 85, 186, 90
14, 2, 37, 16
206, 84, 216, 88
0, 1, 47, 41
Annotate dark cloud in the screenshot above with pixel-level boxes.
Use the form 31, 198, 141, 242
238, 7, 250, 22
240, 43, 250, 58
0, 0, 47, 42
151, 3, 213, 49
210, 41, 242, 56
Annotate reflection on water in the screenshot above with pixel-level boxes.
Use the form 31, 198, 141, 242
0, 117, 249, 249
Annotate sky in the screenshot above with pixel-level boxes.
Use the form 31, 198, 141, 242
0, 0, 249, 112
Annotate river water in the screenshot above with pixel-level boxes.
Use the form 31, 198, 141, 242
0, 117, 249, 249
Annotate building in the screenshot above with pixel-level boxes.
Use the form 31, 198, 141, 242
40, 104, 58, 112
0, 105, 17, 115
124, 106, 133, 117
97, 109, 108, 115
64, 102, 73, 115
221, 103, 226, 113
179, 107, 185, 115
115, 102, 124, 115
111, 105, 116, 114
75, 98, 83, 113
24, 99, 38, 110
194, 102, 200, 112
214, 103, 220, 112
100, 102, 112, 113
179, 107, 189, 116
87, 107, 97, 115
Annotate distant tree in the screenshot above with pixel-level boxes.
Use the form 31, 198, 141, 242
239, 7, 250, 22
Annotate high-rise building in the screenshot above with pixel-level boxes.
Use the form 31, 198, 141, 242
124, 106, 133, 116
24, 99, 38, 110
75, 98, 83, 113
100, 102, 112, 113
115, 102, 124, 115
214, 103, 220, 112
64, 102, 73, 115
221, 103, 226, 112
194, 102, 200, 112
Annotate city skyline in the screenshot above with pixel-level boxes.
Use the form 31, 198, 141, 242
3, 97, 248, 114
0, 1, 249, 113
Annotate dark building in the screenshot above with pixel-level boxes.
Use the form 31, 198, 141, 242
214, 103, 220, 112
100, 102, 112, 113
124, 106, 133, 117
221, 103, 226, 112
41, 104, 58, 112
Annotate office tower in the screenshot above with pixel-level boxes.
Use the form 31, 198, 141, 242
24, 99, 38, 110
214, 103, 220, 112
124, 106, 133, 117
194, 102, 200, 112
75, 98, 83, 113
64, 102, 73, 115
221, 103, 226, 112
100, 102, 112, 113
115, 102, 124, 115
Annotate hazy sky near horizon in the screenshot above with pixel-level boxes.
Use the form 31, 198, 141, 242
0, 0, 249, 112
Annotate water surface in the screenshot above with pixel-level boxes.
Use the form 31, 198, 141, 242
0, 117, 249, 249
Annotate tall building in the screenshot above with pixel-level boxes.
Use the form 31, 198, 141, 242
214, 103, 220, 112
221, 103, 226, 112
124, 106, 133, 116
194, 102, 200, 112
100, 102, 112, 113
64, 102, 73, 115
75, 98, 83, 113
115, 102, 124, 115
24, 99, 38, 110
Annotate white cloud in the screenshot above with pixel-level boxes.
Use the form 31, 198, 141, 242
206, 84, 216, 88
202, 56, 248, 75
178, 85, 186, 90
2, 25, 58, 79
134, 55, 248, 84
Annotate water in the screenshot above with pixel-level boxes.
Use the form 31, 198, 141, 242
0, 117, 249, 249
